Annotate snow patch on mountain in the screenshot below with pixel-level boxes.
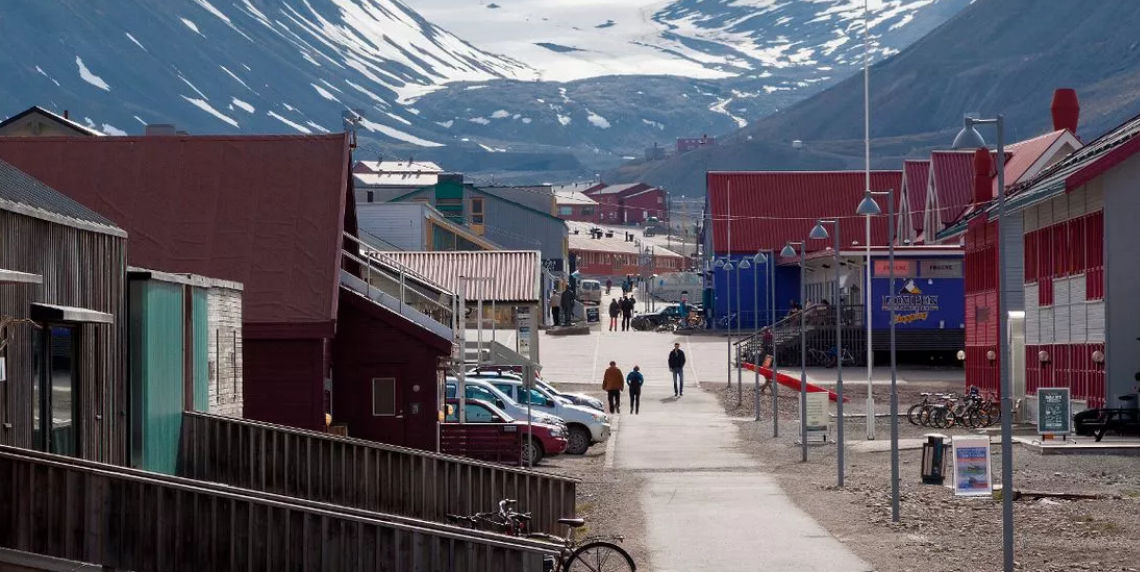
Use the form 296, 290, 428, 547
75, 56, 111, 91
266, 110, 310, 133
586, 110, 611, 129
181, 96, 238, 127
231, 97, 255, 113
125, 32, 147, 52
181, 18, 203, 36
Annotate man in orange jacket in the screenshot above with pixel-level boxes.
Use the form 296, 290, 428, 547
602, 361, 624, 414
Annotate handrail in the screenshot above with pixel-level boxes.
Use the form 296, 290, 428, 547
734, 304, 831, 347
344, 231, 454, 297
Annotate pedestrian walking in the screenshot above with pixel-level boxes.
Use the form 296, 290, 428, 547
668, 342, 686, 397
626, 366, 644, 414
620, 296, 634, 331
608, 298, 620, 331
602, 361, 624, 414
549, 287, 561, 326
605, 278, 613, 294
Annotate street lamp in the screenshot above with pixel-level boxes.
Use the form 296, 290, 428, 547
953, 114, 1013, 572
724, 257, 740, 395
810, 219, 846, 488
739, 251, 768, 412
855, 189, 899, 522
770, 246, 779, 438
780, 240, 808, 462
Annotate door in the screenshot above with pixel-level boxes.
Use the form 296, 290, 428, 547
32, 325, 80, 456
1008, 312, 1026, 422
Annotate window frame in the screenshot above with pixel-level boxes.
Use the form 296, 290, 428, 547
371, 377, 397, 416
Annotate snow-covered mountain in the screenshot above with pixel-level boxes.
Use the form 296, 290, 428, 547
0, 0, 968, 178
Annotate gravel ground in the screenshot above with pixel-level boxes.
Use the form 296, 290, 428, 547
707, 377, 1140, 572
539, 389, 651, 570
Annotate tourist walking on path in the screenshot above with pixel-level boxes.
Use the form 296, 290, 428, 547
608, 299, 620, 331
668, 342, 686, 397
626, 366, 644, 414
550, 288, 561, 326
603, 361, 624, 413
620, 296, 634, 331
605, 278, 613, 294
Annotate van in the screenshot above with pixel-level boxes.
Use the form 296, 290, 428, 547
578, 279, 602, 305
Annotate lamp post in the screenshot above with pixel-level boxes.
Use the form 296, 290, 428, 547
780, 240, 808, 462
740, 251, 767, 413
810, 219, 845, 487
953, 114, 1013, 572
856, 189, 897, 521
771, 246, 779, 438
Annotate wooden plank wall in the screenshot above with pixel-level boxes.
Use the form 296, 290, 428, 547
179, 412, 578, 536
0, 210, 127, 465
0, 446, 549, 572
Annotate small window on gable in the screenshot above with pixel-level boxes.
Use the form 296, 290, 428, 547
372, 377, 396, 416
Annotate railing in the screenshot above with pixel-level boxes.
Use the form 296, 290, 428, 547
340, 232, 454, 338
735, 304, 868, 367
178, 412, 578, 536
0, 446, 553, 571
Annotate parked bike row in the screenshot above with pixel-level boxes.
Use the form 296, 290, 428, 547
907, 388, 999, 429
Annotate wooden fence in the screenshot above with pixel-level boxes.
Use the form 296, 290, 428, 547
178, 412, 578, 535
0, 446, 551, 571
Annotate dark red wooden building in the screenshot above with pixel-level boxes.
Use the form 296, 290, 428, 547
0, 134, 452, 451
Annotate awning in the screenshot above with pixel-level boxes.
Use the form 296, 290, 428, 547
0, 269, 42, 285
29, 303, 113, 324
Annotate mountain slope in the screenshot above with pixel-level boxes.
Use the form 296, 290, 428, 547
0, 0, 531, 140
624, 0, 1140, 193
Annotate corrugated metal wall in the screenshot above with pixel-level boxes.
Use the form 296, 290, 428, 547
128, 280, 185, 475
0, 210, 127, 465
356, 203, 425, 250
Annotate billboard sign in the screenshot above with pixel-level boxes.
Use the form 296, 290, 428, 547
952, 436, 993, 496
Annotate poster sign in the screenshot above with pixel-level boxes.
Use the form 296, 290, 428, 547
804, 392, 829, 441
515, 307, 532, 359
585, 307, 600, 323
920, 260, 963, 278
951, 436, 993, 496
873, 259, 914, 277
1037, 387, 1072, 436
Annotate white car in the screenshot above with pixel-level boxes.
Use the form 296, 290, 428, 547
484, 377, 611, 455
444, 378, 564, 428
467, 370, 605, 412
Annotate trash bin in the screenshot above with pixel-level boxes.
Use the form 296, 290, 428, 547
920, 433, 947, 485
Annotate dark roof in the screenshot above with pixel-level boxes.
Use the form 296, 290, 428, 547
589, 183, 651, 196
0, 158, 124, 236
901, 160, 930, 237
0, 134, 353, 326
707, 171, 903, 254
0, 106, 103, 136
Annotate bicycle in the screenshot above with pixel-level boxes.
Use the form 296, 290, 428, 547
718, 312, 738, 330
449, 499, 636, 572
806, 347, 830, 367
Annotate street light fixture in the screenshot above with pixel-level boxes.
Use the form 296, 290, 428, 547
781, 240, 809, 463
857, 190, 899, 522
953, 114, 1013, 572
810, 218, 846, 488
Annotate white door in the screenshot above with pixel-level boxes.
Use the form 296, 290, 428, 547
1008, 312, 1027, 422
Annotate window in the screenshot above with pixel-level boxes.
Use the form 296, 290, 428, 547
33, 326, 79, 455
371, 377, 396, 416
582, 207, 594, 216
465, 402, 497, 423
492, 383, 515, 398
559, 206, 574, 216
470, 197, 485, 224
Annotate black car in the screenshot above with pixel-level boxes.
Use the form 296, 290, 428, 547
631, 304, 694, 330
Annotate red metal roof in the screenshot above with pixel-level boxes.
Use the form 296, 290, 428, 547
927, 151, 975, 233
989, 129, 1074, 197
378, 250, 541, 302
902, 160, 931, 237
0, 134, 353, 326
707, 171, 903, 255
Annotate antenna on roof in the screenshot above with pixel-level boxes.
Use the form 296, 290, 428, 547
342, 109, 363, 149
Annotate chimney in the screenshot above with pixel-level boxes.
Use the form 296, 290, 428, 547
145, 124, 178, 136
973, 147, 993, 205
1051, 88, 1079, 135
63, 110, 69, 119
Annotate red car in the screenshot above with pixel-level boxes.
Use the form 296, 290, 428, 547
443, 398, 567, 465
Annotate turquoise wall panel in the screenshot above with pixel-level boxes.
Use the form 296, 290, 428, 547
129, 280, 184, 475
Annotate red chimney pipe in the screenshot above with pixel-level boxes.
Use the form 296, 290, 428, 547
1051, 88, 1079, 134
973, 147, 993, 205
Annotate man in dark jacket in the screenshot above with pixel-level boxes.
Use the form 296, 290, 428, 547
620, 296, 634, 331
626, 366, 644, 414
560, 287, 576, 326
668, 342, 686, 397
608, 299, 620, 331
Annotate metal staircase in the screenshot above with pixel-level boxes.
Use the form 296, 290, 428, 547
734, 304, 867, 367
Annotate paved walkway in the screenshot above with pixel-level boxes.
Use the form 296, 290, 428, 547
541, 324, 872, 572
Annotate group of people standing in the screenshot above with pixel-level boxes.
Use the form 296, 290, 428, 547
599, 343, 688, 415
608, 296, 637, 331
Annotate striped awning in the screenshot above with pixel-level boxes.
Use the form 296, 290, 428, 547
379, 251, 542, 303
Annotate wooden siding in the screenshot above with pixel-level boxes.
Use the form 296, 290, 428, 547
0, 446, 551, 571
440, 424, 523, 465
0, 210, 127, 465
178, 412, 578, 536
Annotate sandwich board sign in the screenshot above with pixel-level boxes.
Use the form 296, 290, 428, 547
951, 436, 993, 496
1037, 387, 1072, 437
804, 391, 829, 442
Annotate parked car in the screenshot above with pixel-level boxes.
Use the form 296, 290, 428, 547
444, 398, 567, 465
467, 368, 605, 412
630, 304, 693, 330
483, 377, 610, 455
445, 378, 564, 428
578, 279, 602, 305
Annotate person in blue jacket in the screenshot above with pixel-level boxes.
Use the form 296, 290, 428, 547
626, 366, 645, 414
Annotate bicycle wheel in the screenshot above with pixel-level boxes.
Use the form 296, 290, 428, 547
906, 403, 925, 426
563, 541, 636, 572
